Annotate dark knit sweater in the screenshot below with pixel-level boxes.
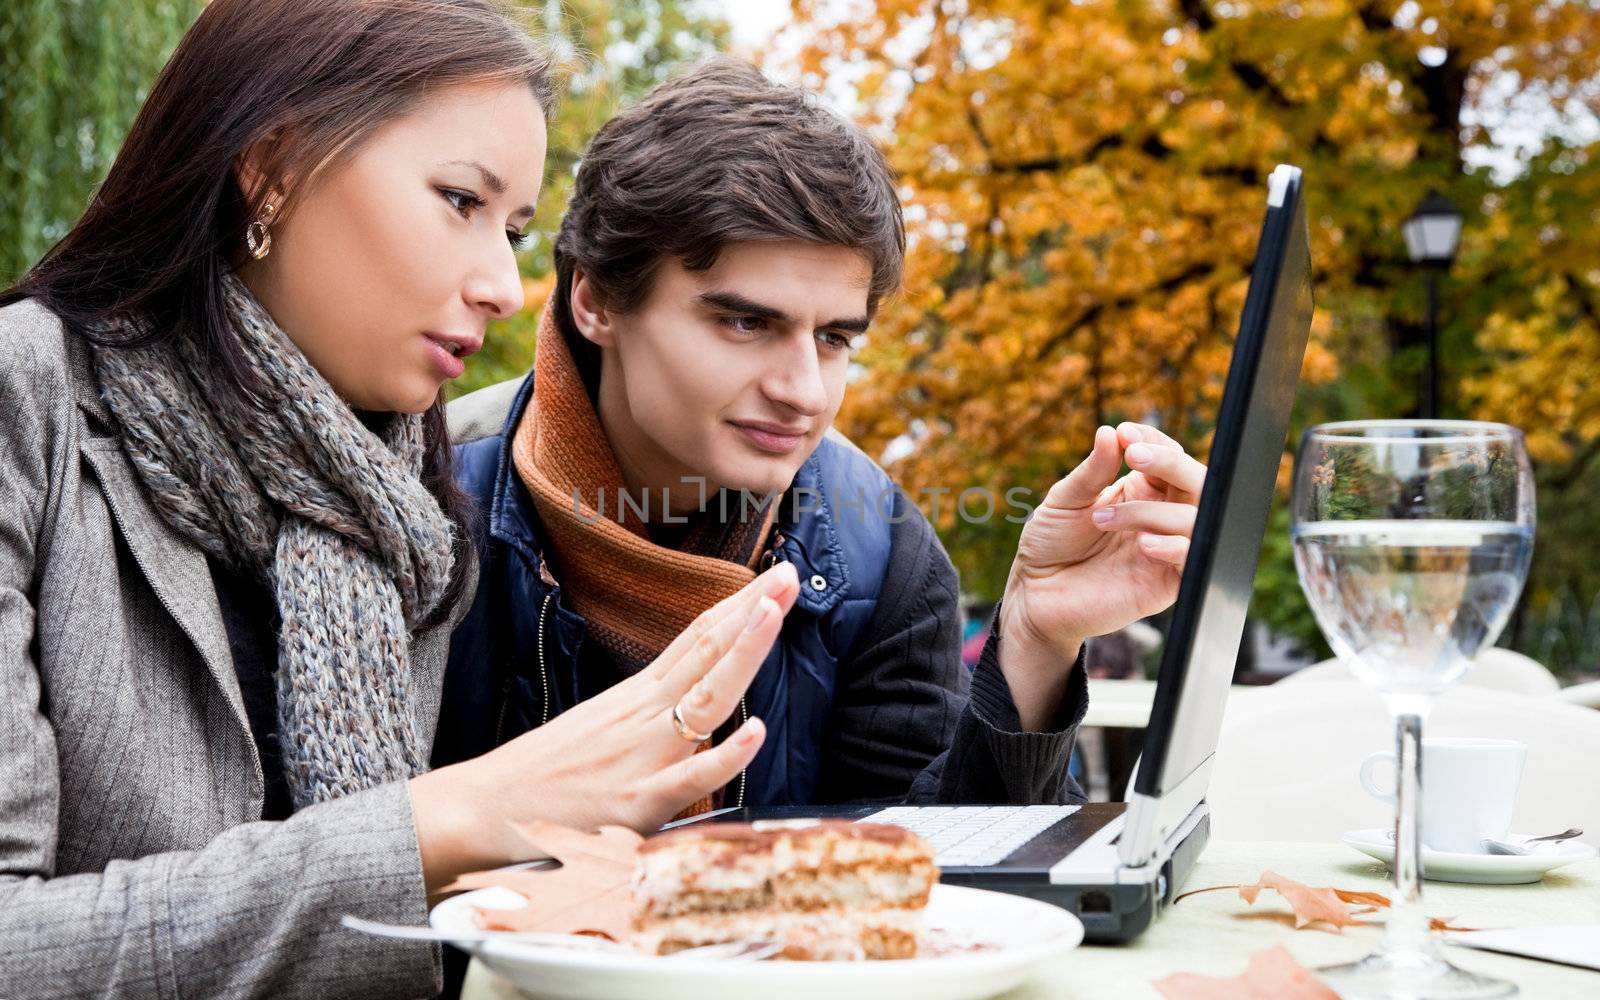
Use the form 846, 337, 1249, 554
208, 557, 293, 821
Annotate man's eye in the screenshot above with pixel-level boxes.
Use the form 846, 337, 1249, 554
817, 330, 852, 351
723, 315, 766, 334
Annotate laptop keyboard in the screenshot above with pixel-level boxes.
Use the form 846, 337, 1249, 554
860, 805, 1080, 867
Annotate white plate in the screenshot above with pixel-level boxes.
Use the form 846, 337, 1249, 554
1342, 829, 1597, 885
431, 883, 1084, 1000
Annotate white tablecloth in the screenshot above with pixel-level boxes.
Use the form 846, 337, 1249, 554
462, 839, 1600, 998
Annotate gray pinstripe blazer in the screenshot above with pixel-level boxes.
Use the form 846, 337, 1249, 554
0, 299, 466, 999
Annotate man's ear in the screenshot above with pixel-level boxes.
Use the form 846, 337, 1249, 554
569, 270, 618, 348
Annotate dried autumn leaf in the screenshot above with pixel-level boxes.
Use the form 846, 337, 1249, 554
1153, 945, 1339, 999
1178, 877, 1479, 933
1238, 871, 1364, 931
1332, 888, 1391, 909
1431, 915, 1479, 933
441, 821, 644, 940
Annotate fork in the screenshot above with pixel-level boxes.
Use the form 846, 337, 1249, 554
339, 915, 779, 962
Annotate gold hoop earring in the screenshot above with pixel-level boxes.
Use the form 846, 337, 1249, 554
245, 203, 276, 260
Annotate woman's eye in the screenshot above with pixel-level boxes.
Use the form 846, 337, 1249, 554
507, 230, 530, 250
439, 188, 482, 217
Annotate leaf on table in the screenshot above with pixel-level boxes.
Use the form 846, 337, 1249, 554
1178, 874, 1480, 934
1332, 888, 1391, 908
1153, 945, 1340, 999
1431, 915, 1479, 932
1238, 871, 1364, 930
440, 821, 644, 940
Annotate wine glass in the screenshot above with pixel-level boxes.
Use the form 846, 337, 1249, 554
1291, 420, 1534, 999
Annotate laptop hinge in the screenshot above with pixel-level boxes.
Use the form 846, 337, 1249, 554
1119, 753, 1214, 868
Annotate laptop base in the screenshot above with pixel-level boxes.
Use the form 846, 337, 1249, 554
671, 802, 1210, 944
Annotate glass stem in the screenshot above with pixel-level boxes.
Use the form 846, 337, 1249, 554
1386, 709, 1434, 958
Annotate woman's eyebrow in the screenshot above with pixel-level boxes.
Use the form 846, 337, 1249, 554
444, 158, 536, 217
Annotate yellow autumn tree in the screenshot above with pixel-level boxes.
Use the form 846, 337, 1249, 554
780, 0, 1600, 665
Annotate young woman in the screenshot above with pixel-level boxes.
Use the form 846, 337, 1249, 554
0, 3, 795, 997
440, 60, 1208, 809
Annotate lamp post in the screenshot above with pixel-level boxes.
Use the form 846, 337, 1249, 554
1402, 191, 1464, 419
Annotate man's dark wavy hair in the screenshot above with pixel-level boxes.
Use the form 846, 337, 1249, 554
551, 57, 905, 396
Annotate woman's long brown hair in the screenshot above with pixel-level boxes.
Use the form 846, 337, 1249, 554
2, 0, 555, 627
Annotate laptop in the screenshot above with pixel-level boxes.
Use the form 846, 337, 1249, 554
674, 163, 1316, 944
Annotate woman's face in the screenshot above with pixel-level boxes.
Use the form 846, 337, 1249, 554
240, 80, 547, 413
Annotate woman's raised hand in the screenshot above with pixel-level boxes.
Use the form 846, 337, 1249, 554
411, 561, 799, 893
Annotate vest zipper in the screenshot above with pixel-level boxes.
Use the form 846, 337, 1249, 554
536, 590, 553, 727
493, 590, 554, 746
735, 695, 748, 808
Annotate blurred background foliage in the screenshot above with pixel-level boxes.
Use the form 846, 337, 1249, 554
0, 0, 204, 282
3, 0, 1597, 677
781, 0, 1600, 674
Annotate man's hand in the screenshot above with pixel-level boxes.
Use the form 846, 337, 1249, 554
998, 422, 1206, 730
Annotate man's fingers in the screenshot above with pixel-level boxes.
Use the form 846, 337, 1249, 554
1044, 425, 1123, 509
671, 591, 789, 736
647, 562, 797, 681
1124, 441, 1207, 499
653, 716, 766, 806
659, 567, 798, 701
1116, 421, 1183, 451
1092, 500, 1197, 537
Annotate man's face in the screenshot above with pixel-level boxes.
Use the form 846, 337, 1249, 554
583, 240, 872, 508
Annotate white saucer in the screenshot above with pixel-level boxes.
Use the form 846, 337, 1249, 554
1342, 829, 1597, 885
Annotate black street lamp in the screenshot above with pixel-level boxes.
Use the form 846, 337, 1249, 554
1402, 191, 1464, 419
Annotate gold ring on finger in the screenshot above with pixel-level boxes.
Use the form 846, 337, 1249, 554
671, 701, 714, 744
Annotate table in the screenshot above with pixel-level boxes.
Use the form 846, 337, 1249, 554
1082, 680, 1260, 729
461, 840, 1600, 999
1084, 679, 1161, 729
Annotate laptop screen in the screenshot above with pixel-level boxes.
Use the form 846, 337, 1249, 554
1130, 165, 1315, 815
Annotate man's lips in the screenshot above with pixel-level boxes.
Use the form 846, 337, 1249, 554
731, 420, 810, 454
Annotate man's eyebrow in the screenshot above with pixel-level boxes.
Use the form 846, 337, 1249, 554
697, 290, 870, 333
445, 159, 536, 219
825, 314, 872, 335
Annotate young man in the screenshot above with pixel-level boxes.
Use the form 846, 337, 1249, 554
435, 58, 1205, 809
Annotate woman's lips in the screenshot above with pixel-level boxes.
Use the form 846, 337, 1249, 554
732, 421, 808, 454
423, 336, 466, 380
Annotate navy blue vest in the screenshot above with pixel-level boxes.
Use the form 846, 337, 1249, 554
433, 371, 897, 806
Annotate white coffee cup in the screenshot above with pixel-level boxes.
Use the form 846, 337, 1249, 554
1358, 737, 1526, 855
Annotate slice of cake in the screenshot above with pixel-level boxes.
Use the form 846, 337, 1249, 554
630, 819, 938, 960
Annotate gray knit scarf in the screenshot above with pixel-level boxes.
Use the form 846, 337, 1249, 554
91, 274, 456, 809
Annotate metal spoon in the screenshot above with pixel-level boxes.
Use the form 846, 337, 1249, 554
1480, 828, 1584, 856
340, 915, 632, 953
340, 915, 780, 961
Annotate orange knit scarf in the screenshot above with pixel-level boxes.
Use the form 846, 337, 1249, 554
511, 308, 778, 672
